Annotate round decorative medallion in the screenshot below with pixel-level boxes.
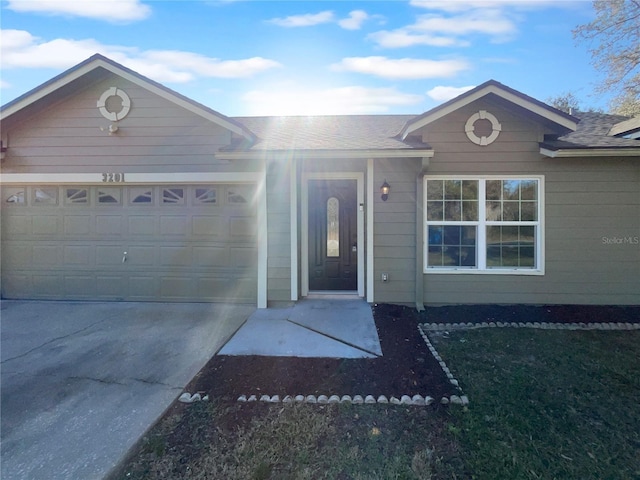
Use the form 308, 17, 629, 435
97, 87, 131, 122
465, 110, 501, 146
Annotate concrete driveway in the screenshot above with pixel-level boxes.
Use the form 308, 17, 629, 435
0, 300, 254, 480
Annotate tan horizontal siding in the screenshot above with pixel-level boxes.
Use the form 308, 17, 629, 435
373, 158, 420, 304
415, 99, 639, 306
2, 73, 237, 174
266, 162, 291, 302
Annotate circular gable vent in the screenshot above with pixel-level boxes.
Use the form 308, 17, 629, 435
465, 110, 501, 146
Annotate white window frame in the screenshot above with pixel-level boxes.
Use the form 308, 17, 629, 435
423, 175, 544, 275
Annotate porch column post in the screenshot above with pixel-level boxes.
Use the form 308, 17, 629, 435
366, 158, 375, 303
257, 166, 268, 308
415, 173, 425, 311
290, 157, 298, 301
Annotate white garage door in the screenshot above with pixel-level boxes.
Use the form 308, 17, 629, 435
1, 184, 258, 303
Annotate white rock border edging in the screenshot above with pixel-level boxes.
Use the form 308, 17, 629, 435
233, 393, 443, 406
418, 324, 468, 406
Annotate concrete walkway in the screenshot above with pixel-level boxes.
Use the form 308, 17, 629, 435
218, 297, 382, 358
0, 301, 254, 480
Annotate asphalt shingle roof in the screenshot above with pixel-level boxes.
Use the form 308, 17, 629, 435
233, 115, 425, 151
549, 111, 640, 149
234, 111, 639, 153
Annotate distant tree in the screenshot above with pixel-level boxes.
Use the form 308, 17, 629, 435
574, 0, 640, 116
610, 91, 640, 116
546, 92, 603, 114
546, 92, 582, 114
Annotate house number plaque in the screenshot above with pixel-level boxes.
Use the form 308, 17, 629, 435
102, 173, 126, 183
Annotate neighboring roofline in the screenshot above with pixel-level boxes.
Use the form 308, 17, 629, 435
401, 80, 579, 140
216, 148, 435, 161
540, 146, 640, 158
0, 53, 256, 143
608, 116, 640, 137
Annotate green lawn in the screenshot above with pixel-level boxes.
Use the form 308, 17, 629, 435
115, 326, 640, 480
434, 327, 640, 480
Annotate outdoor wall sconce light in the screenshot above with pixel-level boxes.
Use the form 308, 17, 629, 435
380, 180, 390, 201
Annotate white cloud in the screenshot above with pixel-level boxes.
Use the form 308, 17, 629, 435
268, 11, 334, 27
370, 3, 524, 48
410, 0, 559, 12
338, 10, 369, 30
412, 10, 517, 38
0, 30, 281, 82
242, 85, 423, 115
332, 56, 469, 80
6, 0, 151, 23
0, 79, 11, 89
427, 85, 475, 102
368, 30, 469, 48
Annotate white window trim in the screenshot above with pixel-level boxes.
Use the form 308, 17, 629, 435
423, 175, 545, 275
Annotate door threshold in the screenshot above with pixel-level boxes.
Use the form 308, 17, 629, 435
306, 291, 361, 300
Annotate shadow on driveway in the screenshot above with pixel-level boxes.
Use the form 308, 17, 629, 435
1, 300, 254, 480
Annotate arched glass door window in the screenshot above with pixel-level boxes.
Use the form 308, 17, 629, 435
327, 197, 339, 257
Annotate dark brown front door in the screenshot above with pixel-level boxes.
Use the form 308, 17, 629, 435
308, 179, 357, 291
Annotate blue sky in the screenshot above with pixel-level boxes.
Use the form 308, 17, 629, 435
1, 0, 607, 116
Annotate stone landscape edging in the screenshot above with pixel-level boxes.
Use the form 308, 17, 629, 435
179, 321, 637, 408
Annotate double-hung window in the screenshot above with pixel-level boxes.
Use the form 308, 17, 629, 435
424, 176, 543, 274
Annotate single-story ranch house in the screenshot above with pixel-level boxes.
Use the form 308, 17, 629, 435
1, 54, 638, 308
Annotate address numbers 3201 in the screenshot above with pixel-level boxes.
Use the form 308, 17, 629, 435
102, 173, 126, 183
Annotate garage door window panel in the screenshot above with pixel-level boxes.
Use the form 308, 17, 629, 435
65, 188, 88, 205
162, 188, 185, 205
33, 187, 58, 205
130, 187, 154, 205
97, 188, 121, 205
194, 187, 217, 205
227, 186, 252, 204
4, 187, 26, 205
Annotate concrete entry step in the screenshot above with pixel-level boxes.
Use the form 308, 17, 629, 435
218, 298, 382, 358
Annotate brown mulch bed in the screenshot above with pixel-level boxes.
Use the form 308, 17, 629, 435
185, 303, 640, 402
186, 303, 456, 401
419, 304, 640, 325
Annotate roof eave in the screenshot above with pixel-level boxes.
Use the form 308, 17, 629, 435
608, 116, 640, 137
540, 146, 640, 158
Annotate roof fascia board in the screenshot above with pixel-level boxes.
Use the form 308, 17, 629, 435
402, 84, 578, 140
94, 60, 255, 141
1, 61, 99, 120
216, 148, 435, 161
1, 56, 255, 143
540, 147, 640, 158
608, 116, 640, 137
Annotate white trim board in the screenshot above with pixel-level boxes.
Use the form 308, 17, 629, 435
366, 159, 375, 303
290, 160, 299, 301
540, 147, 640, 158
0, 172, 262, 184
300, 172, 365, 298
